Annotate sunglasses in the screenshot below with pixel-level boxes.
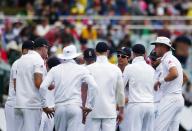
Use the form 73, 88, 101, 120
117, 54, 128, 58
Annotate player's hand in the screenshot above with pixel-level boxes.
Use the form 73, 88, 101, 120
154, 81, 161, 91
43, 107, 55, 119
81, 107, 92, 124
48, 84, 55, 90
116, 111, 124, 125
81, 106, 92, 114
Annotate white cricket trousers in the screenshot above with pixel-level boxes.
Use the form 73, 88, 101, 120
85, 117, 116, 131
39, 112, 54, 131
119, 103, 154, 131
5, 104, 15, 131
54, 104, 83, 131
14, 108, 42, 131
154, 94, 184, 131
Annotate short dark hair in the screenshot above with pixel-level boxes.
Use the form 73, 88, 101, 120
83, 48, 96, 61
96, 42, 109, 53
132, 44, 145, 55
22, 40, 34, 50
34, 37, 49, 48
117, 47, 131, 57
47, 56, 61, 69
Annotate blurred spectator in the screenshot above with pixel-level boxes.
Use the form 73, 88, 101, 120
118, 34, 132, 49
68, 24, 80, 40
1, 19, 16, 49
60, 29, 74, 47
25, 2, 35, 17
49, 4, 60, 24
173, 35, 192, 68
0, 44, 8, 63
80, 21, 97, 41
0, 53, 11, 106
36, 18, 50, 37
13, 20, 23, 38
45, 21, 64, 46
6, 41, 21, 65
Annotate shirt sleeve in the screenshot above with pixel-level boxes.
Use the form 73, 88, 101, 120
12, 62, 17, 79
123, 65, 130, 89
39, 68, 54, 108
164, 57, 176, 70
34, 59, 45, 74
82, 68, 98, 109
116, 69, 125, 107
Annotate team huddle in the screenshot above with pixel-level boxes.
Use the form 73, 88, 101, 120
4, 36, 184, 131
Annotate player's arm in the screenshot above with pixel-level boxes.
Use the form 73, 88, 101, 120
163, 66, 178, 82
81, 70, 98, 123
123, 66, 130, 104
155, 60, 178, 90
34, 73, 43, 89
159, 59, 178, 83
13, 78, 16, 91
116, 70, 125, 125
83, 72, 98, 110
81, 82, 88, 108
12, 64, 17, 91
183, 71, 189, 85
39, 70, 55, 118
34, 60, 45, 89
81, 82, 88, 124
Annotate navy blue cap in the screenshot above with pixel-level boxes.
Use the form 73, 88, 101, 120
117, 47, 131, 56
47, 56, 61, 69
83, 48, 96, 60
96, 42, 109, 53
132, 44, 145, 54
22, 40, 34, 50
174, 35, 191, 45
34, 37, 49, 48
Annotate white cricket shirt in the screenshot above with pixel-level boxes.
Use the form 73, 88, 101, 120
5, 59, 18, 106
154, 63, 163, 103
123, 56, 155, 103
15, 51, 47, 108
160, 51, 183, 95
39, 60, 98, 108
87, 56, 125, 118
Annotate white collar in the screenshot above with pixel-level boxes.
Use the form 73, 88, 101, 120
27, 50, 36, 54
28, 50, 42, 58
161, 51, 172, 61
96, 56, 108, 63
132, 56, 145, 64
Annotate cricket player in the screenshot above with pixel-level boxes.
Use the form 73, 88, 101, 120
4, 40, 34, 131
122, 44, 155, 131
39, 56, 61, 131
14, 37, 53, 131
151, 36, 184, 131
148, 50, 163, 118
80, 48, 97, 131
116, 47, 131, 131
85, 42, 125, 131
39, 44, 98, 131
82, 48, 96, 117
117, 47, 131, 72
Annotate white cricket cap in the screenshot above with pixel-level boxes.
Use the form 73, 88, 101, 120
151, 36, 175, 50
59, 44, 81, 60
